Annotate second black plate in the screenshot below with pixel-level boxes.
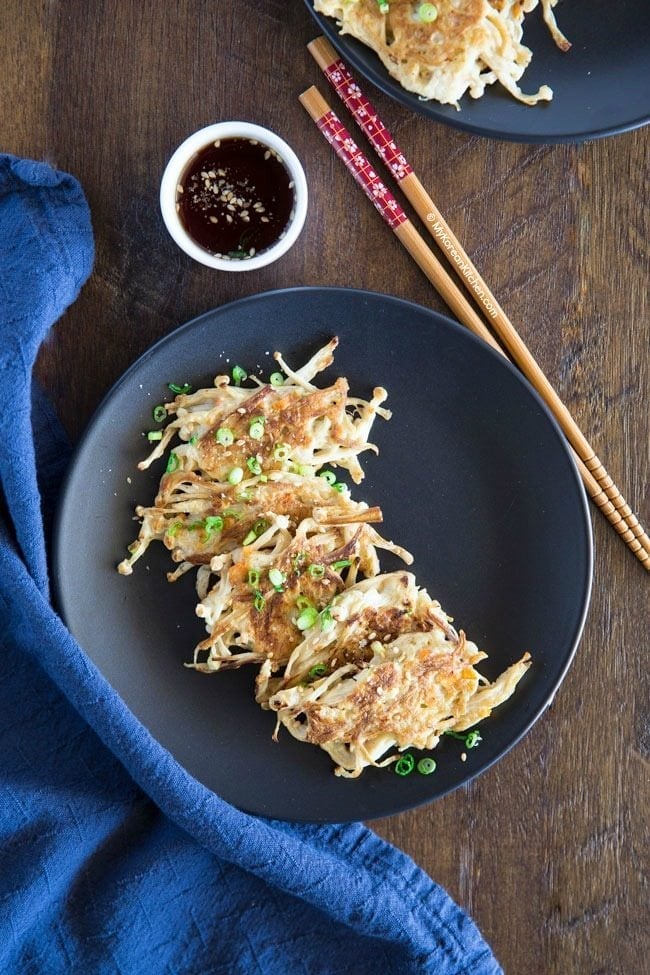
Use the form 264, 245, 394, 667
304, 1, 650, 143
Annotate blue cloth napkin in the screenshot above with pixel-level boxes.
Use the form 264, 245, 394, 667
0, 154, 502, 975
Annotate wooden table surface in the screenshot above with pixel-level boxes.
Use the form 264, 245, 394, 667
4, 3, 648, 972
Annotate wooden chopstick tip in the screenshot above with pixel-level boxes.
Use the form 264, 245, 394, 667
299, 86, 330, 122
307, 35, 337, 71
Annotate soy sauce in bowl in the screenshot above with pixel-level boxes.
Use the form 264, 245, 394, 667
160, 122, 308, 271
177, 138, 295, 261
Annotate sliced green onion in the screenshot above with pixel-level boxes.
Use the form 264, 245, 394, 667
253, 591, 266, 612
247, 456, 262, 476
318, 470, 336, 485
186, 521, 204, 531
295, 595, 313, 611
376, 0, 389, 12
166, 520, 183, 537
296, 606, 319, 631
308, 563, 325, 580
308, 663, 328, 680
268, 568, 286, 589
333, 482, 346, 493
269, 372, 285, 387
228, 466, 244, 485
319, 607, 334, 631
166, 452, 180, 474
444, 728, 482, 748
417, 2, 438, 23
221, 506, 242, 520
293, 552, 307, 572
416, 757, 437, 775
292, 463, 311, 477
147, 430, 163, 442
394, 754, 415, 776
248, 568, 260, 587
168, 382, 192, 395
152, 404, 167, 423
273, 443, 291, 461
331, 559, 351, 571
243, 530, 257, 545
252, 518, 269, 536
249, 418, 265, 440
259, 474, 268, 483
204, 515, 223, 535
189, 435, 199, 446
232, 365, 247, 386
215, 427, 234, 446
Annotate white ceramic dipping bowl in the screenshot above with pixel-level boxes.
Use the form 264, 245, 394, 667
160, 122, 308, 271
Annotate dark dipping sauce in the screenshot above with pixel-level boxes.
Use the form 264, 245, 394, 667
176, 137, 295, 261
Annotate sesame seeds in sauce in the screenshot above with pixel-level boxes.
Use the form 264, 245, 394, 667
176, 138, 295, 260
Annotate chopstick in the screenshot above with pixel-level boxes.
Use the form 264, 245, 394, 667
299, 81, 650, 571
307, 37, 650, 569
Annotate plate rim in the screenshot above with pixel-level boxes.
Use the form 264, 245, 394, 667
303, 1, 650, 144
52, 286, 594, 822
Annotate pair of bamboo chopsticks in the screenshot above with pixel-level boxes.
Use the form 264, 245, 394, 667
301, 36, 650, 571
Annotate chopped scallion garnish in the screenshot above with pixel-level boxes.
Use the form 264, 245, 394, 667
268, 567, 285, 589
292, 552, 307, 572
318, 470, 336, 485
168, 382, 192, 395
269, 372, 285, 387
166, 452, 180, 474
147, 430, 163, 442
331, 559, 351, 571
296, 606, 319, 631
444, 729, 483, 748
333, 482, 346, 493
232, 365, 247, 386
189, 435, 199, 446
249, 418, 265, 440
273, 443, 290, 462
152, 404, 167, 423
417, 2, 438, 23
416, 757, 437, 775
394, 754, 415, 776
215, 427, 234, 446
253, 591, 265, 612
319, 606, 334, 630
204, 516, 223, 535
308, 663, 328, 680
247, 456, 262, 476
247, 568, 260, 587
308, 563, 325, 579
227, 466, 243, 485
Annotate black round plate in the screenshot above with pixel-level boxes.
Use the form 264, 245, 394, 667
53, 288, 592, 822
304, 0, 650, 143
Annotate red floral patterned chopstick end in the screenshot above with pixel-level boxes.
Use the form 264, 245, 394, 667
320, 55, 413, 183
314, 107, 408, 230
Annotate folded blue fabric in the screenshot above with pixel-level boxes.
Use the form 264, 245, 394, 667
0, 155, 502, 975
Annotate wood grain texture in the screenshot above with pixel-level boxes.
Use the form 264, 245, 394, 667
3, 2, 648, 971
